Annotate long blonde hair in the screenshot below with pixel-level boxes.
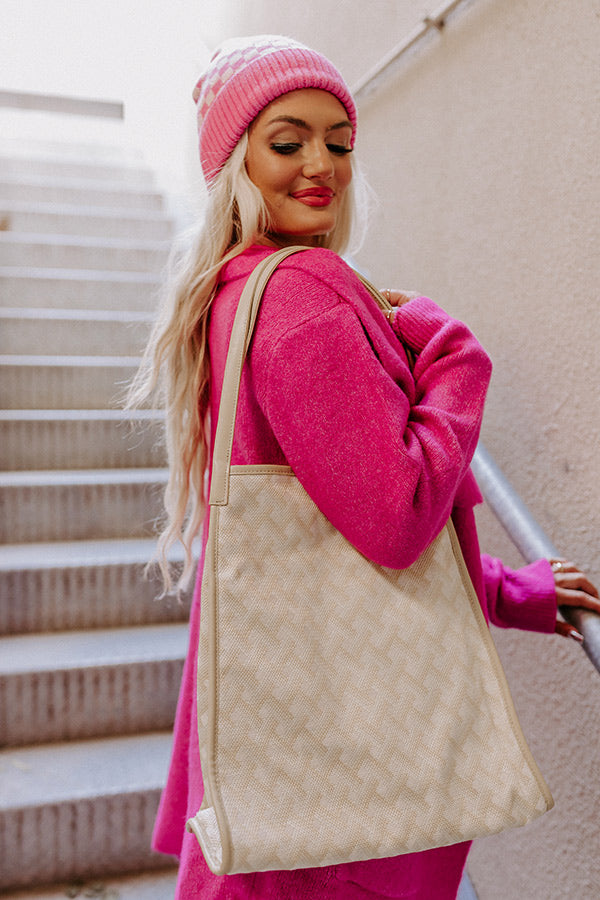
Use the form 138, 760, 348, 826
128, 132, 368, 593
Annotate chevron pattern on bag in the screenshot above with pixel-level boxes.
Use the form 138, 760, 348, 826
189, 467, 553, 874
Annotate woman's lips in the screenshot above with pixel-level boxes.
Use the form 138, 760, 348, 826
290, 188, 335, 207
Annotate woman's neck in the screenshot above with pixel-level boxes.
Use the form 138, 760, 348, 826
256, 233, 320, 248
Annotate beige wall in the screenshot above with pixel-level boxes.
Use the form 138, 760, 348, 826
210, 1, 600, 898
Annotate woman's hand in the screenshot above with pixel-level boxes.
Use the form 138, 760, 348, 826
550, 558, 600, 642
380, 289, 421, 309
380, 289, 421, 326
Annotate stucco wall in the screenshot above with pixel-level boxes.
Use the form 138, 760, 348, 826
209, 2, 600, 897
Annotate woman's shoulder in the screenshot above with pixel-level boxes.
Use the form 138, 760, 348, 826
220, 243, 356, 291
275, 245, 356, 287
218, 243, 274, 285
267, 245, 369, 314
218, 244, 368, 348
261, 246, 365, 333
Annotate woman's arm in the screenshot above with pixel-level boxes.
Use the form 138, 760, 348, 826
481, 555, 558, 632
482, 554, 600, 637
251, 250, 492, 568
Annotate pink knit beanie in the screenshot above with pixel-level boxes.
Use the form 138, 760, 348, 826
193, 35, 357, 184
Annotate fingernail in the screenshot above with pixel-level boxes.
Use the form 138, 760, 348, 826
570, 630, 585, 644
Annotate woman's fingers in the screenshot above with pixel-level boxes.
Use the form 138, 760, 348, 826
555, 571, 599, 598
550, 558, 575, 571
549, 557, 600, 642
380, 289, 420, 307
550, 558, 593, 580
555, 585, 600, 613
555, 619, 585, 643
550, 558, 600, 608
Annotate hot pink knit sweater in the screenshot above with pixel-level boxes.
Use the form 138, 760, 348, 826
153, 245, 557, 899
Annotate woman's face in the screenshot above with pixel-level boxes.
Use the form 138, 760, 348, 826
245, 89, 353, 246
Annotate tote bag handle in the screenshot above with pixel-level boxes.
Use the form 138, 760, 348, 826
209, 246, 394, 506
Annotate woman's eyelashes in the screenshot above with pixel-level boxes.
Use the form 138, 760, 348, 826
270, 143, 302, 155
270, 142, 352, 156
327, 144, 353, 156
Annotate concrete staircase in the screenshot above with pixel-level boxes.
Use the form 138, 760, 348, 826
0, 136, 188, 896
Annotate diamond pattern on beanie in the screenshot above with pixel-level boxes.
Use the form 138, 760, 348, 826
196, 37, 301, 115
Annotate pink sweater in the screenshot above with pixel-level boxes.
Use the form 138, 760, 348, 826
153, 245, 557, 899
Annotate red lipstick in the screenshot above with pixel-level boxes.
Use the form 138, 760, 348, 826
291, 188, 334, 207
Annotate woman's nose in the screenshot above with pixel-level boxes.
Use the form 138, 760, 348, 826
303, 141, 335, 179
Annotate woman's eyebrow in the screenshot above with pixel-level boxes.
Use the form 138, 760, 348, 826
266, 115, 352, 132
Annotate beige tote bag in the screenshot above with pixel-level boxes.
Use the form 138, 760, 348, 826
186, 246, 553, 875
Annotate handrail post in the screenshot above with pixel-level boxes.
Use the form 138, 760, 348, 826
472, 443, 600, 675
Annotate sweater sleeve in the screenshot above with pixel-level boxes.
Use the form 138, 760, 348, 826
251, 254, 493, 569
481, 555, 557, 632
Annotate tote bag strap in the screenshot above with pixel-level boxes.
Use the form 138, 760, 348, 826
209, 246, 395, 506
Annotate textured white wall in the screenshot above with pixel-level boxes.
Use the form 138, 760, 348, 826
208, 2, 600, 898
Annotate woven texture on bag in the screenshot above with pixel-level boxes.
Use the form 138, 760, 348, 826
189, 467, 552, 874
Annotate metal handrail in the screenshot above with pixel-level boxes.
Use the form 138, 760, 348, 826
351, 0, 470, 100
0, 89, 123, 119
472, 442, 600, 675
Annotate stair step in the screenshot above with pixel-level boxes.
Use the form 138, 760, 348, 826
0, 135, 145, 165
0, 468, 167, 542
0, 233, 169, 273
0, 623, 187, 745
0, 538, 190, 634
0, 354, 142, 409
0, 307, 153, 356
0, 201, 173, 240
0, 176, 165, 211
0, 267, 160, 311
2, 868, 178, 900
0, 134, 186, 893
0, 732, 174, 890
0, 155, 156, 187
0, 409, 165, 469
0, 538, 191, 634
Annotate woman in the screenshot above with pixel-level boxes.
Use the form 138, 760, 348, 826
131, 35, 599, 899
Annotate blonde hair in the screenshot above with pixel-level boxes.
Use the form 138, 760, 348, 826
128, 133, 368, 593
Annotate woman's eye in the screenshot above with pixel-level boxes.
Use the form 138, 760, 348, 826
270, 142, 352, 156
271, 143, 302, 155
